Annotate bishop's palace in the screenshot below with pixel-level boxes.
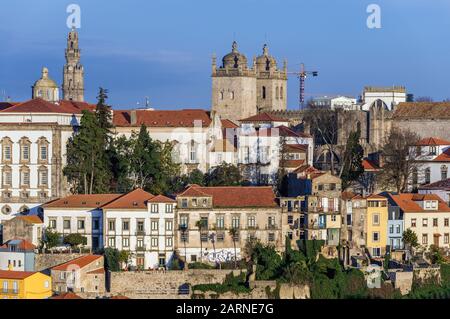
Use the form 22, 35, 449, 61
0, 29, 449, 247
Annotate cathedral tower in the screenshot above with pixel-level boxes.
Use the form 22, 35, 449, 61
255, 44, 287, 113
63, 29, 84, 102
211, 41, 257, 123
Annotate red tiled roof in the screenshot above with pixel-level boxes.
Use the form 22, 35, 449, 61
366, 194, 387, 200
52, 255, 103, 271
87, 268, 105, 275
15, 215, 43, 224
416, 137, 450, 146
434, 149, 450, 162
389, 193, 450, 212
148, 194, 176, 203
362, 159, 380, 171
419, 178, 450, 190
179, 185, 277, 208
0, 98, 95, 114
113, 109, 211, 127
393, 102, 450, 119
102, 188, 154, 209
43, 194, 122, 209
0, 239, 35, 251
283, 159, 305, 168
221, 119, 239, 129
240, 112, 288, 122
51, 292, 83, 299
292, 165, 321, 175
0, 270, 36, 280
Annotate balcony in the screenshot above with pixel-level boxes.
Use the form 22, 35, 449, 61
135, 231, 146, 236
135, 246, 146, 252
265, 224, 277, 230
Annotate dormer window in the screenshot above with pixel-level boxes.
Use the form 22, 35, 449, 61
181, 198, 188, 208
430, 146, 437, 155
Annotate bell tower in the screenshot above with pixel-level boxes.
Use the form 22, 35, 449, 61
63, 28, 84, 102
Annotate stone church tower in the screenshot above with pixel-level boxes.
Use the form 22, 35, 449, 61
211, 41, 257, 123
255, 44, 287, 113
62, 29, 84, 102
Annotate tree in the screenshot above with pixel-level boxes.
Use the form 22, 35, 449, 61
427, 245, 445, 265
378, 128, 421, 193
118, 250, 131, 270
303, 109, 339, 173
186, 169, 205, 186
205, 163, 242, 186
63, 233, 87, 252
104, 247, 120, 272
403, 229, 419, 261
42, 229, 61, 252
339, 127, 364, 190
228, 227, 239, 269
64, 88, 114, 194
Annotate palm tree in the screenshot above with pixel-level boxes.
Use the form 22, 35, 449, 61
228, 227, 239, 269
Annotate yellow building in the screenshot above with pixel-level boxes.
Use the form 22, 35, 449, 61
365, 195, 389, 258
0, 270, 52, 299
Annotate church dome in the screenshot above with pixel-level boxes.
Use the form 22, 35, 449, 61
33, 67, 58, 88
222, 41, 248, 69
255, 44, 277, 72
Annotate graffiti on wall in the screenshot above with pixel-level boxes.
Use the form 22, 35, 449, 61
201, 249, 240, 263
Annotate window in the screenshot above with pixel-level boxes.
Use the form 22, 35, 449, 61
396, 225, 401, 234
3, 281, 8, 293
433, 218, 438, 227
268, 233, 275, 242
180, 215, 188, 229
425, 168, 431, 184
151, 237, 158, 247
77, 219, 85, 230
268, 216, 276, 229
262, 86, 266, 99
445, 218, 449, 227
372, 232, 380, 242
2, 167, 12, 187
430, 146, 437, 155
122, 220, 129, 231
411, 219, 417, 227
40, 145, 48, 161
389, 225, 394, 234
21, 144, 30, 161
165, 204, 173, 213
166, 237, 173, 247
231, 216, 240, 229
287, 215, 294, 225
137, 238, 144, 248
247, 215, 256, 229
216, 215, 224, 229
151, 220, 158, 231
200, 233, 208, 242
280, 86, 283, 99
138, 221, 145, 232
39, 168, 48, 186
165, 220, 173, 231
181, 231, 189, 242
422, 234, 428, 245
93, 219, 100, 230
372, 248, 381, 257
192, 198, 198, 206
49, 219, 56, 229
44, 281, 49, 289
3, 145, 12, 161
108, 237, 116, 247
181, 199, 188, 208
189, 140, 197, 163
21, 169, 30, 186
108, 220, 116, 231
217, 232, 224, 242
422, 218, 428, 227
441, 165, 448, 180
151, 204, 158, 213
444, 234, 449, 244
63, 219, 71, 230
275, 86, 279, 99
331, 215, 337, 222
122, 237, 129, 248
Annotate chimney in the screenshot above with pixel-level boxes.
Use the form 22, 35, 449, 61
130, 110, 137, 126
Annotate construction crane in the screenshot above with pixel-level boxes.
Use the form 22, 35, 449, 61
288, 63, 318, 110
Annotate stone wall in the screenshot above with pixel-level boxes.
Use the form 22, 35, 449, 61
110, 269, 245, 299
35, 253, 88, 272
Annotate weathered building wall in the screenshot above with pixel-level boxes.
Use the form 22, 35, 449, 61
35, 253, 88, 272
393, 120, 450, 141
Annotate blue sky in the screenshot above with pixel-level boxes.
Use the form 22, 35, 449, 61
0, 0, 449, 109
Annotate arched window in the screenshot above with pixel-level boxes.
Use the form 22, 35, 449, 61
2, 165, 12, 187
38, 166, 49, 187
20, 166, 30, 187
262, 86, 266, 99
19, 137, 31, 163
441, 165, 448, 180
425, 167, 431, 184
37, 137, 50, 163
1, 137, 13, 163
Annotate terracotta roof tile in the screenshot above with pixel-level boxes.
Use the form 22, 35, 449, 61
0, 270, 37, 280
0, 239, 35, 251
416, 137, 450, 146
43, 194, 123, 209
102, 188, 154, 209
86, 268, 105, 275
0, 98, 95, 114
52, 255, 103, 271
221, 119, 239, 129
434, 149, 450, 162
147, 194, 176, 203
179, 185, 277, 208
366, 194, 387, 200
240, 112, 288, 122
393, 102, 450, 119
389, 193, 450, 212
51, 292, 83, 299
113, 109, 211, 127
419, 178, 450, 190
15, 215, 43, 224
